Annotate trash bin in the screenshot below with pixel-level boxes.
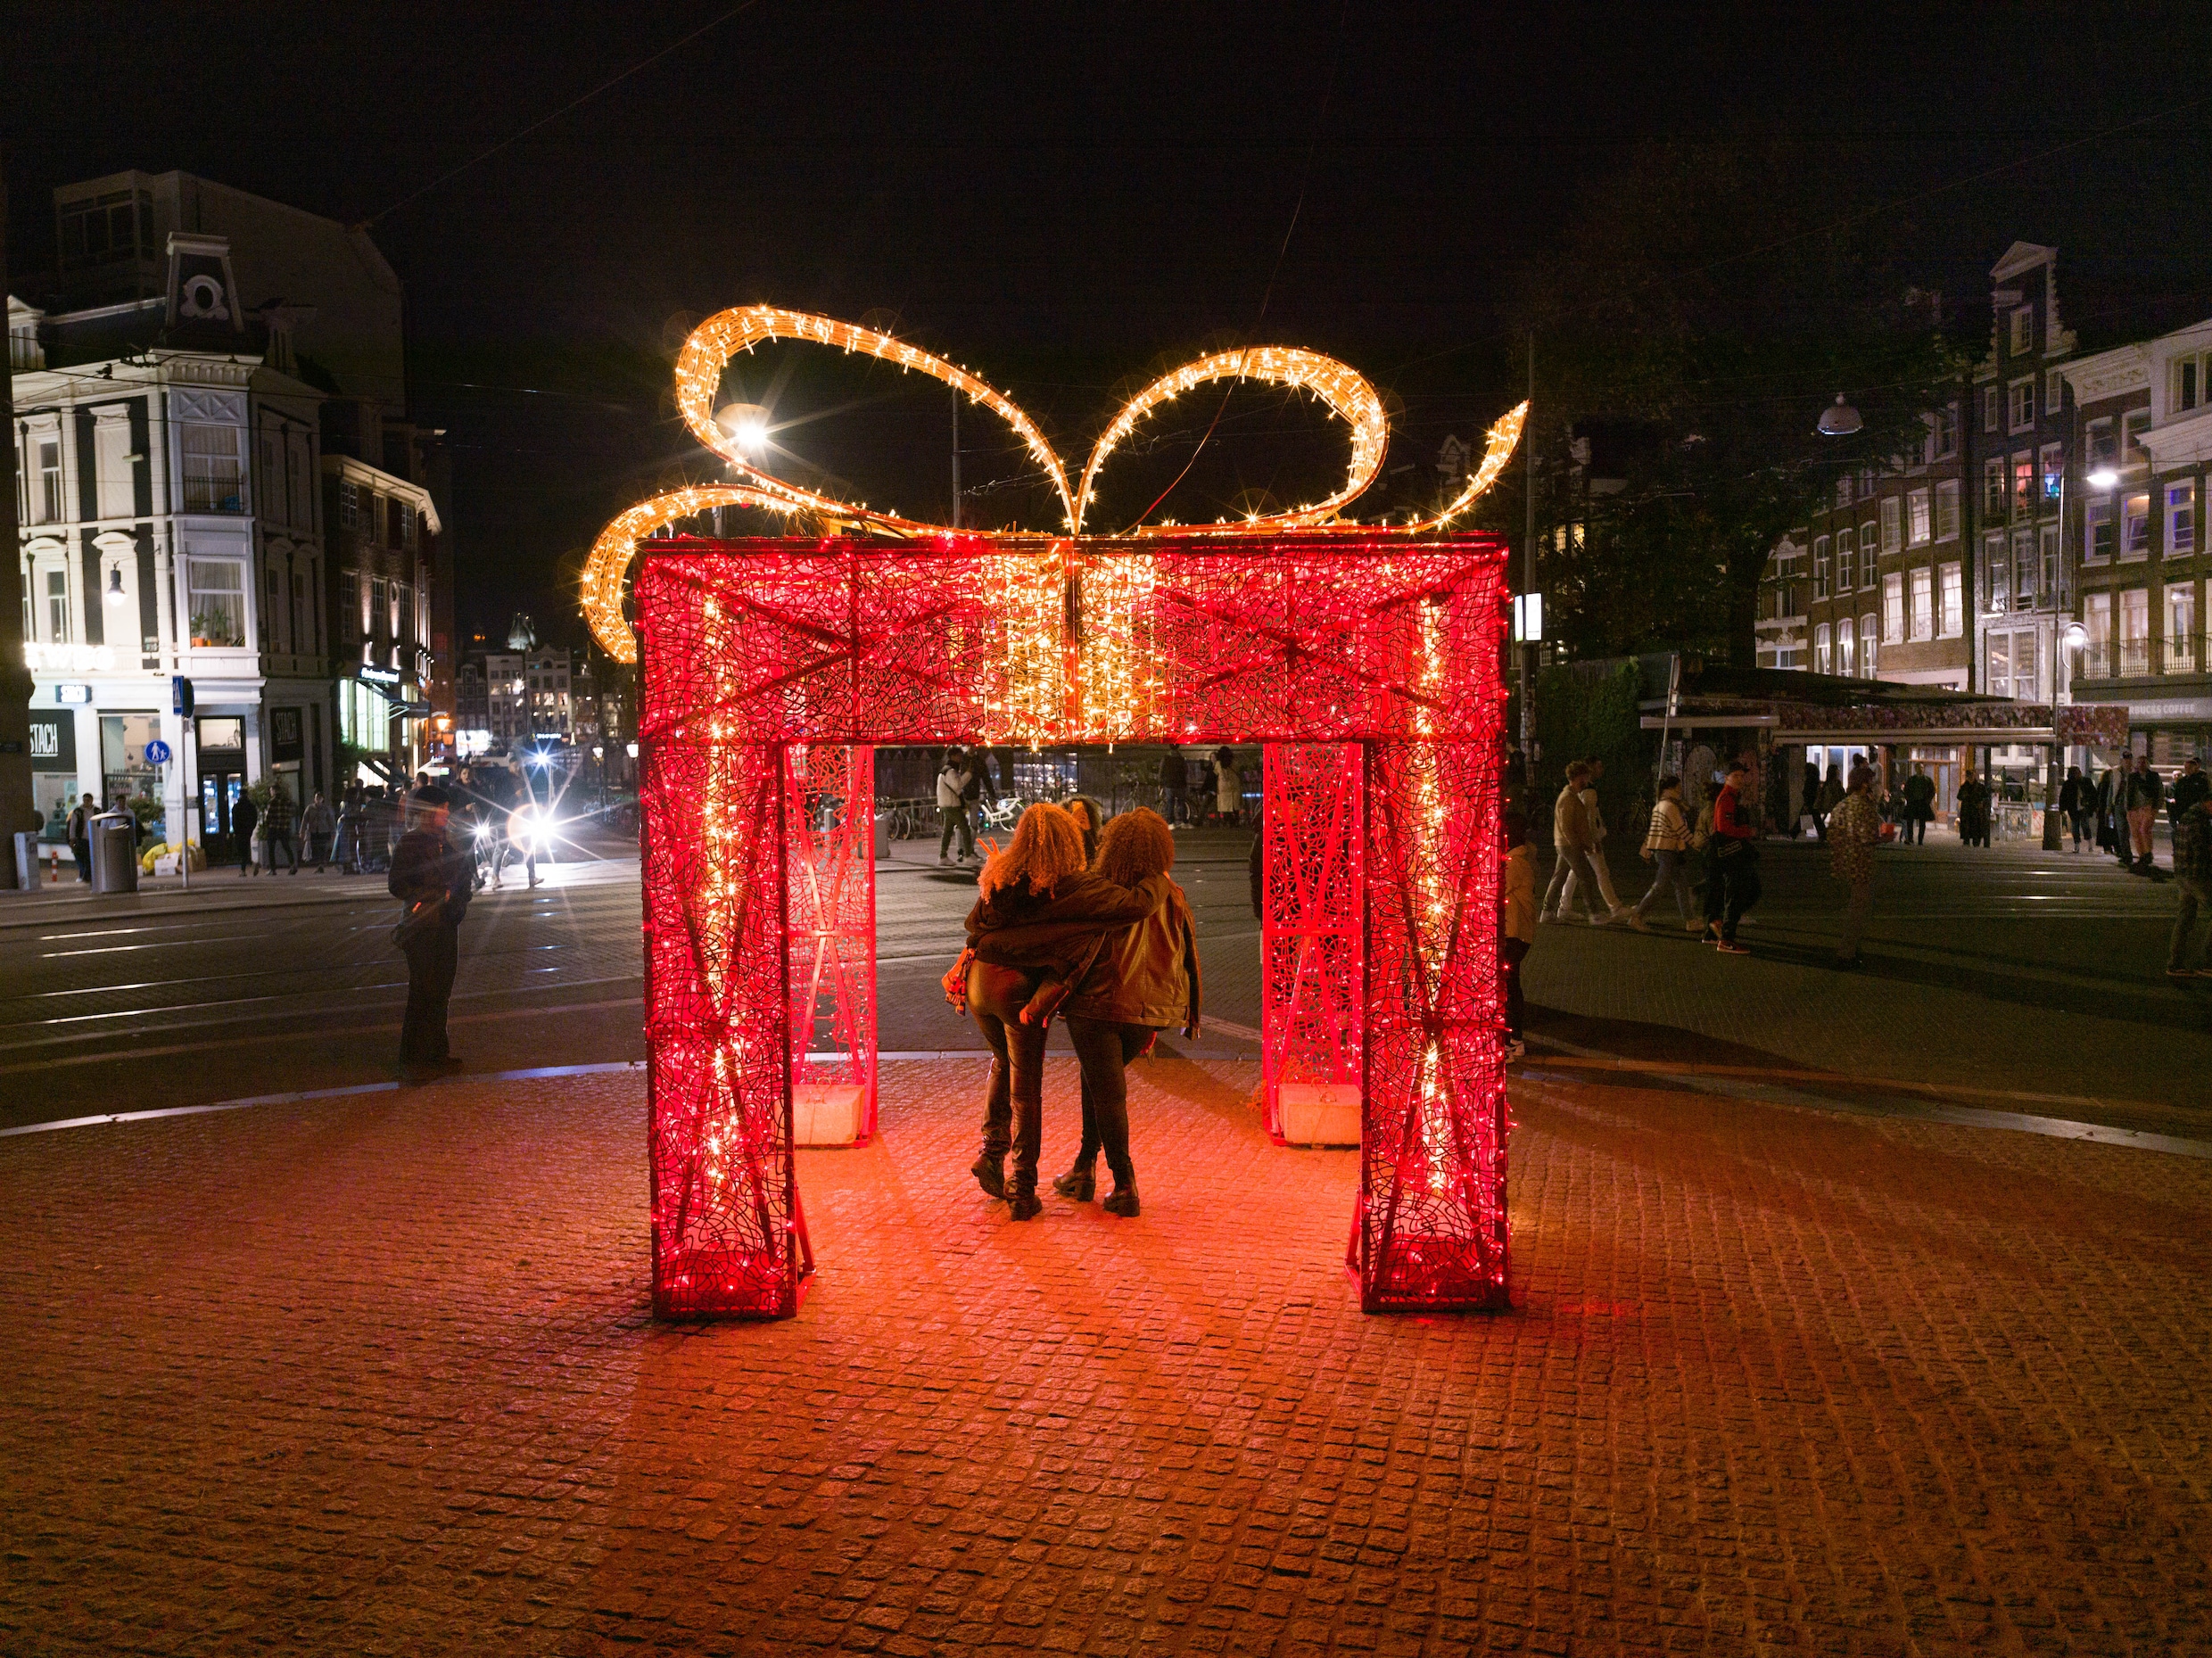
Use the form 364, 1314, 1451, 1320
91, 814, 139, 894
8, 831, 34, 892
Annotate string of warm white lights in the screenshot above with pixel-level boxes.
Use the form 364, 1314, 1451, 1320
582, 305, 1529, 662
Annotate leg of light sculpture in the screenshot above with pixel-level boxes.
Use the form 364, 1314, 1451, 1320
644, 738, 809, 1318
785, 743, 879, 1138
1356, 739, 1509, 1311
1260, 744, 1364, 1140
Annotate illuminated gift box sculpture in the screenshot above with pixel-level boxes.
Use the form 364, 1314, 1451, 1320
588, 308, 1523, 1319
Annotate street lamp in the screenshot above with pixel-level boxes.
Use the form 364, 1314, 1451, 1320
2085, 467, 2119, 491
104, 566, 128, 606
1816, 394, 1863, 437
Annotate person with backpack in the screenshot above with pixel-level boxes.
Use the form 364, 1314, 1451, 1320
1701, 758, 1762, 954
1630, 774, 1698, 931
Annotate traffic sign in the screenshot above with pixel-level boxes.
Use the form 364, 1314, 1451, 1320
144, 738, 173, 765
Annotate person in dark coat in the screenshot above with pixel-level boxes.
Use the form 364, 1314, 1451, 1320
1955, 772, 1991, 848
388, 785, 474, 1078
2059, 765, 2093, 853
962, 804, 1160, 1218
1901, 768, 1936, 845
231, 790, 260, 876
1158, 745, 1188, 824
66, 792, 95, 882
1064, 795, 1107, 864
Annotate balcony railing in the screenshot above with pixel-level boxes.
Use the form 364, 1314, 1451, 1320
2075, 634, 2208, 679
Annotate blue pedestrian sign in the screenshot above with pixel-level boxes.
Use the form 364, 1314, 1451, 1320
144, 739, 173, 765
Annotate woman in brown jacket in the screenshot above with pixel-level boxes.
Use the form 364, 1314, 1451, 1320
1050, 808, 1200, 1216
964, 804, 1160, 1218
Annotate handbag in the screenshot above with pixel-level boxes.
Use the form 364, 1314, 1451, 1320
941, 946, 977, 1014
392, 899, 442, 952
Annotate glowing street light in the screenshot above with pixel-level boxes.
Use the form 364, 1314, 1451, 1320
1816, 394, 1862, 437
2086, 467, 2119, 491
714, 401, 772, 454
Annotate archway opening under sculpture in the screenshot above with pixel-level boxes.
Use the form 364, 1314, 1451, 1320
634, 532, 1511, 1322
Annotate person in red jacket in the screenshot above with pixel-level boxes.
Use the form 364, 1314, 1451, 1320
1701, 758, 1762, 954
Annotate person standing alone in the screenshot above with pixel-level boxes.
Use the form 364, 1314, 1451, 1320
389, 785, 473, 1078
1630, 774, 1699, 931
66, 792, 95, 882
1828, 763, 1882, 967
937, 747, 976, 864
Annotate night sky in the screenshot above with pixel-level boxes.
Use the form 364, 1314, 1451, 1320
13, 2, 2209, 645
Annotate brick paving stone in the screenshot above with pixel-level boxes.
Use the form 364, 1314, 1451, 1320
3, 1059, 2210, 1655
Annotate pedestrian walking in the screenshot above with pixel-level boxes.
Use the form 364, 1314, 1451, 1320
1158, 743, 1188, 825
1701, 759, 1762, 953
303, 790, 335, 870
1539, 761, 1608, 924
261, 779, 299, 874
232, 790, 260, 877
2059, 765, 2093, 853
2168, 755, 2208, 843
2123, 754, 2165, 873
1956, 771, 1991, 848
389, 785, 473, 1079
334, 787, 367, 874
1901, 767, 1936, 845
1559, 759, 1631, 921
1813, 768, 1845, 842
1630, 774, 1699, 931
1212, 747, 1242, 827
2167, 786, 2212, 977
1501, 810, 1536, 1060
65, 792, 95, 882
937, 747, 976, 863
1828, 763, 1882, 967
1799, 760, 1820, 837
958, 804, 1158, 1219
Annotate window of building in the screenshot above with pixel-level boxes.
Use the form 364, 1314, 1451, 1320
2175, 352, 2208, 414
398, 503, 417, 550
1908, 487, 1931, 546
2122, 492, 2150, 560
181, 424, 245, 512
2167, 582, 2198, 673
338, 570, 358, 636
1983, 456, 2007, 519
259, 428, 284, 525
58, 188, 153, 269
1935, 402, 1960, 460
2013, 630, 2039, 700
2014, 529, 2037, 606
2009, 379, 2036, 432
2086, 500, 2115, 564
2047, 371, 2065, 415
1836, 531, 1853, 593
393, 582, 410, 641
2124, 408, 2151, 465
1880, 496, 1902, 555
265, 565, 284, 652
2086, 417, 2117, 473
1813, 535, 1831, 598
1836, 474, 1853, 510
37, 436, 63, 523
95, 415, 132, 521
1837, 615, 1855, 676
45, 569, 70, 642
1939, 562, 1963, 637
1986, 533, 2008, 613
2011, 454, 2035, 521
371, 575, 388, 634
1910, 567, 1933, 641
1982, 384, 2000, 433
2119, 587, 2150, 673
339, 481, 358, 529
2084, 590, 2112, 674
288, 434, 313, 531
2010, 306, 2035, 357
1986, 632, 2010, 699
2040, 443, 2064, 510
1934, 479, 1960, 541
2042, 524, 2062, 601
1861, 611, 1878, 677
185, 557, 246, 648
1860, 518, 1878, 563
2167, 482, 2195, 557
1883, 571, 1905, 643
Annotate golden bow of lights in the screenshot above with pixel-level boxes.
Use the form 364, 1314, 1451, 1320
582, 304, 1526, 662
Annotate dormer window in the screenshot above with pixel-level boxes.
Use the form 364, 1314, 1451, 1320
2010, 305, 2035, 357
58, 189, 153, 269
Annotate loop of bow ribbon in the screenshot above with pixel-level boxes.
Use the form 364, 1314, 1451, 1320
584, 305, 1527, 662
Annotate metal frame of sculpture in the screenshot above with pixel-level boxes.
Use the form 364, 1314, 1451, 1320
636, 532, 1510, 1320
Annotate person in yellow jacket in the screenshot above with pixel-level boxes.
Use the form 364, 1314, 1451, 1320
1502, 810, 1537, 1062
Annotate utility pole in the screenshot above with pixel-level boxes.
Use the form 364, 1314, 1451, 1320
0, 163, 40, 886
950, 385, 962, 531
1520, 333, 1537, 773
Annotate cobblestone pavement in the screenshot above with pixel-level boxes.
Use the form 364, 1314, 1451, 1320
5, 1060, 2209, 1656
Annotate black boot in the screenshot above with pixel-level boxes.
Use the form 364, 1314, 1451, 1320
1102, 1177, 1140, 1217
970, 1150, 1006, 1200
1052, 1162, 1096, 1201
1008, 1181, 1043, 1221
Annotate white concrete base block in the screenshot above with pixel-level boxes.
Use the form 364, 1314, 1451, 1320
793, 1083, 868, 1147
1275, 1082, 1361, 1148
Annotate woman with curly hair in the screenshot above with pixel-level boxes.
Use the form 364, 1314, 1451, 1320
1046, 807, 1200, 1216
963, 803, 1160, 1218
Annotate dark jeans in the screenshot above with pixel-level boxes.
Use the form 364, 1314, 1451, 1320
265, 829, 297, 871
938, 804, 974, 860
307, 833, 330, 868
2069, 810, 2094, 847
1063, 1016, 1152, 1183
400, 923, 459, 1066
972, 1009, 1047, 1184
1499, 936, 1530, 1040
2172, 876, 2212, 971
71, 842, 90, 882
1903, 815, 1927, 844
1703, 848, 1761, 942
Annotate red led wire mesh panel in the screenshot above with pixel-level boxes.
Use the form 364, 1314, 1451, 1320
636, 534, 1508, 1318
1260, 745, 1363, 1140
785, 744, 878, 1136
